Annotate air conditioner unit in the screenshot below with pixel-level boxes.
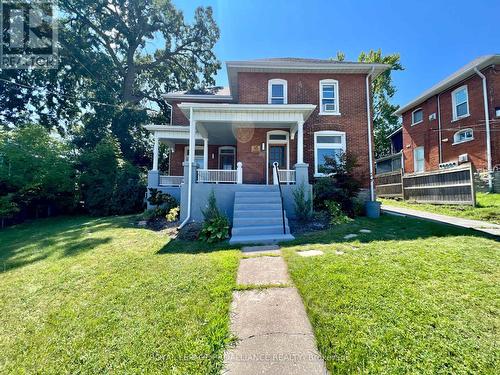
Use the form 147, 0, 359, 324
439, 161, 457, 169
458, 154, 469, 163
429, 113, 437, 120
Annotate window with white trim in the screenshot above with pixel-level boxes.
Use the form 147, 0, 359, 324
452, 85, 469, 120
411, 108, 423, 125
413, 146, 425, 173
184, 146, 205, 168
314, 131, 346, 176
319, 79, 339, 114
268, 79, 287, 104
453, 128, 473, 144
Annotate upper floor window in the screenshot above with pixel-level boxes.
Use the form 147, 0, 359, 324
452, 85, 469, 120
413, 146, 425, 173
319, 79, 339, 114
268, 79, 287, 104
453, 128, 473, 144
411, 108, 423, 125
314, 131, 346, 176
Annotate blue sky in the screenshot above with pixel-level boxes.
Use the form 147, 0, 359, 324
172, 0, 499, 107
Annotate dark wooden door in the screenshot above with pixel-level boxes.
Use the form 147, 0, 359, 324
268, 145, 286, 183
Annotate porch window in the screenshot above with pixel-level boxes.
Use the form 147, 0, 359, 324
184, 146, 205, 168
218, 146, 236, 170
314, 131, 346, 176
452, 85, 469, 120
268, 79, 287, 104
319, 79, 339, 114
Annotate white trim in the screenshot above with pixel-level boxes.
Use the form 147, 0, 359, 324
411, 108, 424, 126
218, 146, 236, 169
319, 79, 340, 115
452, 128, 474, 145
451, 85, 470, 121
184, 145, 206, 167
266, 130, 290, 185
268, 79, 288, 104
313, 130, 346, 176
413, 146, 425, 173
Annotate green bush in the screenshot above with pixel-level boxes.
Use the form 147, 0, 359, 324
325, 200, 352, 225
292, 183, 312, 222
166, 206, 180, 222
313, 152, 362, 216
199, 190, 230, 243
199, 215, 230, 243
147, 188, 177, 211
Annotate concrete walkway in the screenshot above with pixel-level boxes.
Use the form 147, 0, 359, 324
382, 204, 500, 237
223, 246, 328, 374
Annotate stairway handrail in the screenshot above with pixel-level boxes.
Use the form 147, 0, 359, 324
273, 162, 287, 235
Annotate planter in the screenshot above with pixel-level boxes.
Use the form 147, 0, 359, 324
365, 201, 381, 218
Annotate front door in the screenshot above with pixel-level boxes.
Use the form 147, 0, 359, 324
268, 145, 286, 184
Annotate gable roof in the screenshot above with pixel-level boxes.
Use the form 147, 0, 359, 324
394, 54, 500, 116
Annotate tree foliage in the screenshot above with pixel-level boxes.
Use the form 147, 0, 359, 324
331, 49, 403, 157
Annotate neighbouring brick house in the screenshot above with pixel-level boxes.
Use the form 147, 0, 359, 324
394, 55, 500, 190
145, 58, 389, 243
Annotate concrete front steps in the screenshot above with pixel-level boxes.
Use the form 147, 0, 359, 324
229, 190, 294, 245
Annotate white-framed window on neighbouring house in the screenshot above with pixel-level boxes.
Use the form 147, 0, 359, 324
314, 131, 346, 176
452, 85, 469, 120
319, 79, 339, 114
413, 146, 425, 173
268, 79, 287, 104
184, 146, 205, 168
453, 128, 473, 144
411, 108, 423, 125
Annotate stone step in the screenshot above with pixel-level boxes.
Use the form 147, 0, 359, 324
233, 209, 283, 218
235, 196, 282, 204
229, 233, 295, 245
231, 225, 291, 236
233, 216, 288, 227
235, 191, 281, 197
234, 203, 282, 211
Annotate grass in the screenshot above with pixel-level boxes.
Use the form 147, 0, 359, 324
0, 216, 240, 374
282, 215, 499, 374
380, 192, 500, 224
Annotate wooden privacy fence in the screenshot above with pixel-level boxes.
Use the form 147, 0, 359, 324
402, 164, 475, 205
375, 163, 476, 205
375, 170, 403, 198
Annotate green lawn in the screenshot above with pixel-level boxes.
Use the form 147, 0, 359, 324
282, 216, 499, 374
380, 192, 500, 224
0, 216, 239, 374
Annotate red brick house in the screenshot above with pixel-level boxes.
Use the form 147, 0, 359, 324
394, 55, 500, 190
145, 58, 389, 243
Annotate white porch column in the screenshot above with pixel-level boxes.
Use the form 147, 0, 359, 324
203, 138, 208, 169
236, 162, 243, 184
152, 135, 159, 171
297, 120, 304, 164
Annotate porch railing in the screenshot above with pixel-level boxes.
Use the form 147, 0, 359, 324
197, 163, 243, 184
159, 175, 184, 186
274, 169, 296, 184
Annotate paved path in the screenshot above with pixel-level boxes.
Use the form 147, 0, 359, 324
223, 246, 328, 374
382, 204, 500, 237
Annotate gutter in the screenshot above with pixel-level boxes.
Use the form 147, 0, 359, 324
366, 67, 376, 201
437, 92, 443, 163
474, 67, 493, 190
179, 106, 195, 229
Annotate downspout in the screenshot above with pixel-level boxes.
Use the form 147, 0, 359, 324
366, 67, 376, 201
179, 106, 195, 228
165, 101, 173, 126
474, 67, 493, 190
437, 93, 443, 163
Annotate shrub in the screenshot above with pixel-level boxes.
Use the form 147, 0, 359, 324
199, 190, 230, 243
292, 183, 312, 222
313, 152, 362, 216
199, 215, 230, 243
325, 200, 352, 225
147, 188, 177, 212
166, 206, 180, 222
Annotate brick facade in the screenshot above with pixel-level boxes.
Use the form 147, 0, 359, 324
167, 72, 373, 186
402, 66, 500, 173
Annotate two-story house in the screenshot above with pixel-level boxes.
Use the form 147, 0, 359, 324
394, 55, 500, 190
145, 58, 389, 243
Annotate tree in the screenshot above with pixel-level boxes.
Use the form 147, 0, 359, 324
330, 49, 403, 157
